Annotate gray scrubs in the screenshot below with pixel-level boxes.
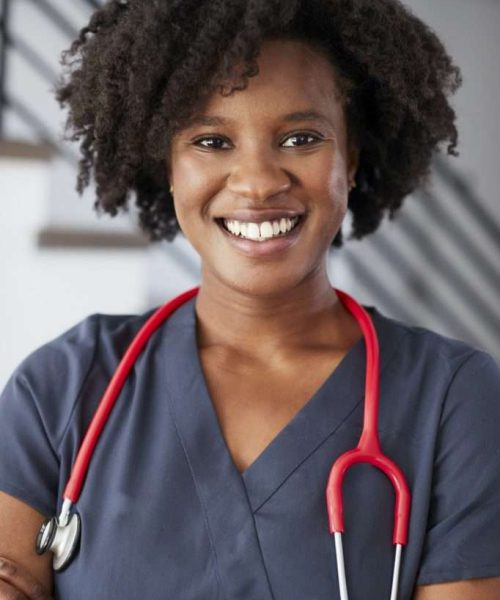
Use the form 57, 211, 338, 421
1, 294, 500, 599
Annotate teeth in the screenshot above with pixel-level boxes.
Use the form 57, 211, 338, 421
260, 222, 274, 239
246, 223, 260, 240
223, 217, 300, 241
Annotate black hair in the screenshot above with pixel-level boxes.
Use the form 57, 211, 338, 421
56, 0, 462, 247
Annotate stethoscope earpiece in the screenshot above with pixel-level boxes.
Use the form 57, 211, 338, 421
36, 502, 81, 571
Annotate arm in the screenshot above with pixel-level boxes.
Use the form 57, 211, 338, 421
414, 577, 500, 599
0, 491, 53, 598
0, 317, 100, 599
414, 352, 500, 594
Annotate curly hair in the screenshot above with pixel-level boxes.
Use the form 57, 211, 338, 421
55, 0, 462, 248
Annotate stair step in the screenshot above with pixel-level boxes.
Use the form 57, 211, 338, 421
37, 226, 149, 249
0, 140, 53, 160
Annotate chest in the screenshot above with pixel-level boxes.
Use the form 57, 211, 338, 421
199, 349, 347, 473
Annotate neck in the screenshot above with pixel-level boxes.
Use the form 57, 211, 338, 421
194, 264, 355, 364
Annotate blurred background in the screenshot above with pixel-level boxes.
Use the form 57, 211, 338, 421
0, 0, 499, 386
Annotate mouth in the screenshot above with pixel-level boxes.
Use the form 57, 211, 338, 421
213, 214, 306, 258
214, 214, 305, 242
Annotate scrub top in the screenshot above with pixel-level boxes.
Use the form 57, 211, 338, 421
1, 293, 500, 599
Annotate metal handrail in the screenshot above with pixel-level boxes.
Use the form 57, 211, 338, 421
434, 154, 500, 247
0, 0, 11, 137
366, 222, 489, 345
82, 0, 103, 9
0, 0, 96, 155
2, 91, 79, 165
340, 247, 418, 326
397, 202, 500, 335
25, 0, 78, 39
416, 187, 500, 298
5, 30, 59, 85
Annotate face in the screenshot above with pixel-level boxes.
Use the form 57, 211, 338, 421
167, 38, 358, 297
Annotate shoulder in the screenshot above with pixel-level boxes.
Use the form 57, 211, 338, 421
395, 320, 500, 586
11, 309, 156, 390
0, 308, 159, 445
370, 306, 499, 389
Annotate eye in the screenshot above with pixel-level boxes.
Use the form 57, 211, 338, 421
281, 132, 323, 148
191, 131, 324, 151
192, 136, 231, 150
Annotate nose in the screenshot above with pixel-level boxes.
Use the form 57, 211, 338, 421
226, 148, 292, 201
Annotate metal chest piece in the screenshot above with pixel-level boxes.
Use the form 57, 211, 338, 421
35, 500, 81, 571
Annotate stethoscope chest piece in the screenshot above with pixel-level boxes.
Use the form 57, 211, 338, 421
36, 510, 81, 571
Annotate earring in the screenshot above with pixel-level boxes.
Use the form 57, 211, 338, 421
169, 185, 174, 195
349, 181, 357, 192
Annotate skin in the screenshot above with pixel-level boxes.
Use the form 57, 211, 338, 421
0, 492, 53, 598
0, 38, 498, 599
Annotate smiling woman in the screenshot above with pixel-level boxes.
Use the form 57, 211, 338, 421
1, 1, 500, 600
167, 39, 358, 293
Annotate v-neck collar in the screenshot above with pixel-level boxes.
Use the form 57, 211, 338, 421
163, 295, 398, 506
162, 295, 276, 598
161, 294, 402, 598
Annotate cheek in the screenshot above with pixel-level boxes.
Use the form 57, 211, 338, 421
326, 150, 349, 194
317, 159, 349, 225
172, 196, 200, 245
171, 156, 221, 222
172, 143, 224, 187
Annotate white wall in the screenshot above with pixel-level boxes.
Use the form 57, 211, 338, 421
0, 156, 151, 386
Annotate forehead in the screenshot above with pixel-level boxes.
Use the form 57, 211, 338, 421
190, 39, 344, 126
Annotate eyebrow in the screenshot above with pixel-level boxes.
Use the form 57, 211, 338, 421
186, 110, 333, 128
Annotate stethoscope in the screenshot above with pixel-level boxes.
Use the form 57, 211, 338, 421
35, 285, 411, 599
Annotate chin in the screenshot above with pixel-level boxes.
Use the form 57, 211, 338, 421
214, 267, 310, 299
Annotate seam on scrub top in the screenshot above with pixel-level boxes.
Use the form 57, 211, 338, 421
416, 563, 500, 586
54, 311, 154, 454
55, 314, 102, 455
436, 350, 486, 430
239, 475, 278, 599
0, 476, 55, 518
165, 375, 226, 600
18, 372, 60, 466
416, 349, 491, 556
251, 396, 365, 514
252, 328, 413, 514
419, 562, 500, 576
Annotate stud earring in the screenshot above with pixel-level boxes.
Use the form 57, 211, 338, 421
169, 185, 174, 195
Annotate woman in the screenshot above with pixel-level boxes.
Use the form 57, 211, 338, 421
1, 0, 499, 598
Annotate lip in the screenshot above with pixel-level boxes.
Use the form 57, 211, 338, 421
214, 208, 305, 224
215, 214, 305, 258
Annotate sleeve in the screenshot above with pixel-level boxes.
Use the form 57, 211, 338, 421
416, 350, 500, 585
0, 316, 99, 517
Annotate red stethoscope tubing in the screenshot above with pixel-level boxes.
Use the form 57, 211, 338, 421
64, 285, 411, 556
63, 285, 199, 502
326, 289, 411, 546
